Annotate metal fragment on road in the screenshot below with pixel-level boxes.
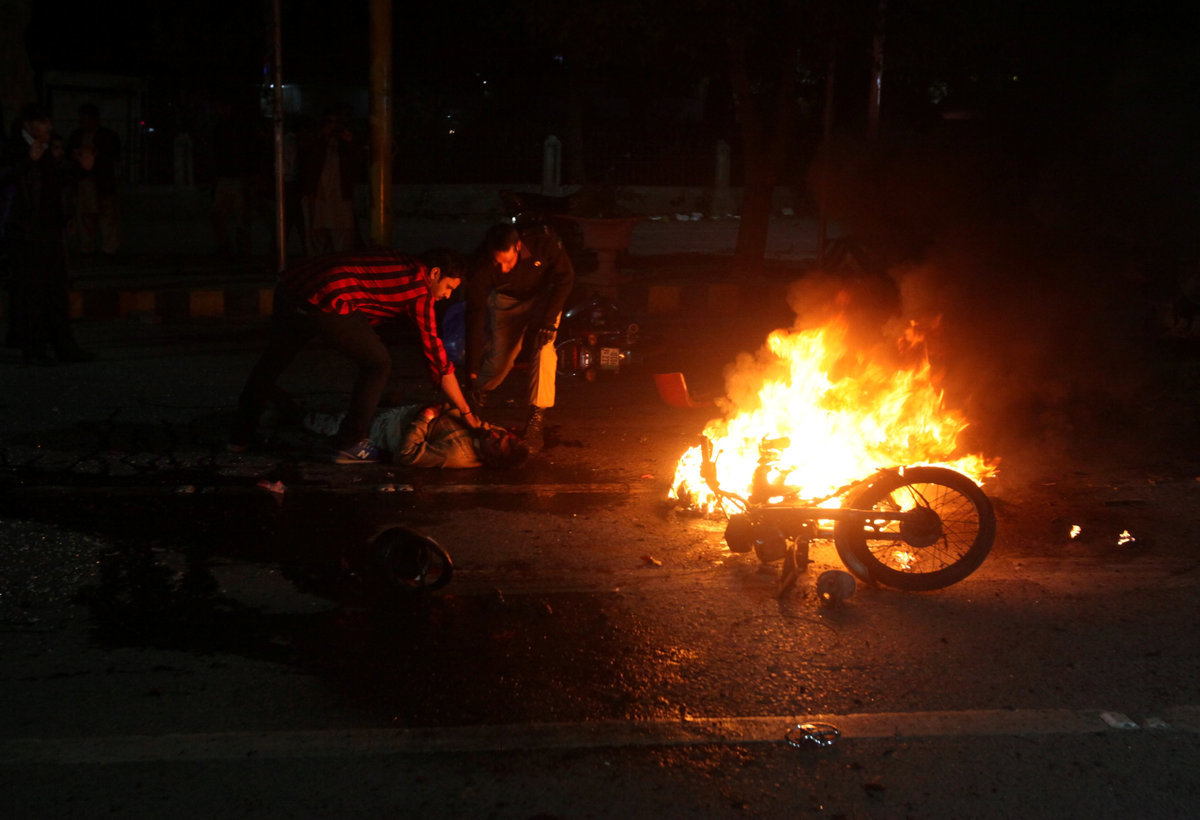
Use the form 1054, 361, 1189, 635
377, 484, 414, 493
1100, 711, 1139, 730
785, 722, 840, 748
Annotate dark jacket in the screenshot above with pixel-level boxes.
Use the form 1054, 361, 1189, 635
0, 132, 73, 242
464, 225, 575, 375
296, 129, 364, 200
65, 125, 121, 196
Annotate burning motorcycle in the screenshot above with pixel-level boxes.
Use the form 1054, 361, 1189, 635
695, 435, 997, 594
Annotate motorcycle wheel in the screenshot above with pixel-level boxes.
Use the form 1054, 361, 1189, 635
833, 466, 995, 591
368, 526, 454, 593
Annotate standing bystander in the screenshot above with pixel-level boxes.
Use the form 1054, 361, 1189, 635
297, 104, 363, 256
66, 103, 120, 258
0, 103, 94, 365
209, 96, 255, 258
465, 223, 575, 452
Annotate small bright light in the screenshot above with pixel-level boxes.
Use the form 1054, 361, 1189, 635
448, 129, 456, 135
1069, 525, 1082, 539
1117, 530, 1135, 546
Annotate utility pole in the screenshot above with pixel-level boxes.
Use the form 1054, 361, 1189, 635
818, 43, 836, 268
867, 0, 886, 140
368, 0, 393, 247
270, 0, 285, 271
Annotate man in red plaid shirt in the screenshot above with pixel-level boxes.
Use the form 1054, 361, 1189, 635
230, 247, 481, 463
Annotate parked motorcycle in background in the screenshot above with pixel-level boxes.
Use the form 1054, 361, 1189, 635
437, 189, 654, 381
439, 292, 649, 381
555, 293, 643, 380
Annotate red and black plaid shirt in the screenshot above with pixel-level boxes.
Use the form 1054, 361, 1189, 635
280, 249, 453, 383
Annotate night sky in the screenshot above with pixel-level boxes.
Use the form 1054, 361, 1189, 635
23, 0, 1198, 122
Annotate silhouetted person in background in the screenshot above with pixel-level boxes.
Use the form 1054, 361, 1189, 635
66, 103, 120, 258
297, 104, 363, 256
209, 96, 254, 258
0, 103, 94, 365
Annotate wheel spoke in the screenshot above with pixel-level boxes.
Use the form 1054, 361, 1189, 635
862, 481, 982, 574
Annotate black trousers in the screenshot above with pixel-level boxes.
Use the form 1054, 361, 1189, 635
5, 237, 81, 360
233, 288, 392, 447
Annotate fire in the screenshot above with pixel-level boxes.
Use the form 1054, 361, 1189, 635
671, 312, 997, 512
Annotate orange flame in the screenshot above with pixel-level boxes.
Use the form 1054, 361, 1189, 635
670, 313, 997, 512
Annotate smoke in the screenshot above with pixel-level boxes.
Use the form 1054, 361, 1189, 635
894, 224, 1163, 456
718, 219, 1166, 467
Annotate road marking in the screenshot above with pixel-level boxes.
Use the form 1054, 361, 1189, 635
2, 706, 1196, 765
416, 483, 630, 494
4, 482, 633, 497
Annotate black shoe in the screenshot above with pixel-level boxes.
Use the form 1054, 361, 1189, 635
523, 407, 546, 453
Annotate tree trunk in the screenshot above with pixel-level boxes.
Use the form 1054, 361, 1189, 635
728, 31, 800, 274
0, 0, 36, 123
735, 176, 774, 272
565, 71, 587, 185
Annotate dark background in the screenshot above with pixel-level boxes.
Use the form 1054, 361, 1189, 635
22, 0, 1199, 198
16, 1, 1200, 447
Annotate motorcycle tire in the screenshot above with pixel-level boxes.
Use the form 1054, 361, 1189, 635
833, 466, 995, 591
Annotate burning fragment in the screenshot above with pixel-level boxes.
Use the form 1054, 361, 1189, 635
257, 480, 286, 495
1117, 530, 1136, 547
1069, 525, 1082, 540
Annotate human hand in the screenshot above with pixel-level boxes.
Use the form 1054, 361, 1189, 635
534, 327, 557, 349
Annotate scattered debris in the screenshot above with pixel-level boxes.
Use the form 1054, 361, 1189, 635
816, 570, 856, 607
256, 480, 286, 495
640, 554, 663, 567
785, 722, 840, 748
1100, 711, 1139, 730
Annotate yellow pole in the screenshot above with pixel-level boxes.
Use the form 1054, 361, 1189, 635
368, 0, 393, 247
271, 0, 286, 271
